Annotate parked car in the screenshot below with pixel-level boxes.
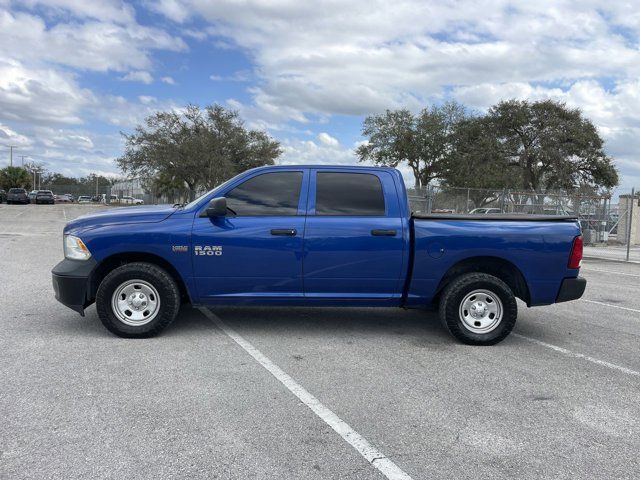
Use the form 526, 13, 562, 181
55, 194, 73, 203
28, 190, 38, 203
0, 189, 6, 203
52, 165, 585, 345
118, 195, 144, 205
7, 188, 29, 204
77, 196, 92, 203
35, 190, 55, 205
469, 207, 502, 214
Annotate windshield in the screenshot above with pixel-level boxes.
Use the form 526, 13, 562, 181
182, 174, 241, 210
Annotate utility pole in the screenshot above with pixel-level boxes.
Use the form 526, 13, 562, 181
626, 187, 635, 262
3, 145, 16, 166
20, 155, 29, 167
95, 175, 99, 197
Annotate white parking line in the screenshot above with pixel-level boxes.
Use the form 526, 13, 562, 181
513, 334, 640, 377
199, 307, 414, 480
581, 299, 640, 315
62, 207, 67, 220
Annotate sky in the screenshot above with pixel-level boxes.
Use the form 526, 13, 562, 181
0, 0, 639, 193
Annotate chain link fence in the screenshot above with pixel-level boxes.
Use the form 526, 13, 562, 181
408, 186, 640, 261
33, 177, 639, 262
37, 183, 112, 203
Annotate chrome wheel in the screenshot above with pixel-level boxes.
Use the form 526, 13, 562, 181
111, 279, 160, 326
458, 289, 503, 334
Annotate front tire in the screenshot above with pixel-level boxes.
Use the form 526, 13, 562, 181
96, 262, 180, 338
439, 273, 517, 345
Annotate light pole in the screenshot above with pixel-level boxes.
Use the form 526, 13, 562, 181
20, 155, 29, 168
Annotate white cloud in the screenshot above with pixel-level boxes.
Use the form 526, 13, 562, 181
160, 76, 176, 85
152, 0, 640, 187
0, 59, 94, 125
152, 1, 640, 119
279, 138, 354, 166
20, 0, 136, 24
0, 123, 31, 146
210, 70, 251, 82
121, 70, 154, 84
317, 132, 339, 147
0, 10, 187, 73
138, 95, 157, 104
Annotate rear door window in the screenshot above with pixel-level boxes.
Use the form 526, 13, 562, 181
315, 172, 385, 216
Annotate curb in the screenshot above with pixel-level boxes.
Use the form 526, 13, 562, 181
583, 255, 640, 265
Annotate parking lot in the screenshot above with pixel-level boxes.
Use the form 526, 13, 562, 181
1, 203, 639, 479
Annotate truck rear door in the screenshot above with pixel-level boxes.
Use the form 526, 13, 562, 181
302, 170, 405, 300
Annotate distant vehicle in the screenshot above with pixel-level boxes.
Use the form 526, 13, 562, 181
28, 190, 38, 203
35, 190, 55, 205
469, 207, 502, 215
78, 196, 92, 203
432, 208, 456, 214
118, 195, 144, 205
0, 189, 6, 203
7, 188, 29, 204
55, 194, 73, 203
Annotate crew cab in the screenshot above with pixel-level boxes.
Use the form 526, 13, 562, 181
51, 165, 586, 345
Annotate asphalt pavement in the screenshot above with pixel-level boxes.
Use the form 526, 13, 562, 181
1, 204, 639, 479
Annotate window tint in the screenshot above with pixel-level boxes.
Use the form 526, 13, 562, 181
315, 172, 385, 216
226, 172, 303, 216
9, 188, 25, 194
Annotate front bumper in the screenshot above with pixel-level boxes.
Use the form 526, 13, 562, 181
555, 276, 587, 303
51, 258, 97, 315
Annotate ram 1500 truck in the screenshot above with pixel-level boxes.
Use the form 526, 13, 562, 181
51, 165, 586, 345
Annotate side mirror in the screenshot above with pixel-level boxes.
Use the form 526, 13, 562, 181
205, 197, 228, 217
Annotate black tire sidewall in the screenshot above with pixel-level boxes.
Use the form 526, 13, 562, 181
96, 263, 180, 338
440, 273, 517, 345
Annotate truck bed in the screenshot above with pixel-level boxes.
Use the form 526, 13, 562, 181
412, 214, 578, 222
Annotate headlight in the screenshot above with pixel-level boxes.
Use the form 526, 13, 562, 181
64, 235, 92, 260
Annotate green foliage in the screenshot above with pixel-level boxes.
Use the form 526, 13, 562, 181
0, 166, 32, 190
441, 117, 516, 207
42, 173, 79, 186
117, 104, 282, 199
359, 99, 619, 193
357, 102, 467, 188
486, 99, 618, 193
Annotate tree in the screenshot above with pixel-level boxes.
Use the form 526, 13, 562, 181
487, 99, 618, 193
117, 104, 281, 200
42, 173, 79, 186
440, 117, 518, 209
0, 166, 32, 190
357, 102, 467, 188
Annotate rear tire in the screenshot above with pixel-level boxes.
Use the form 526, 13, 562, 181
96, 262, 180, 338
439, 273, 517, 345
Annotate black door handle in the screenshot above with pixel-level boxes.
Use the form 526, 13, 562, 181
371, 229, 397, 236
271, 228, 297, 236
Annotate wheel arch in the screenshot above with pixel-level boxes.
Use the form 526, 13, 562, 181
434, 256, 531, 306
90, 252, 191, 304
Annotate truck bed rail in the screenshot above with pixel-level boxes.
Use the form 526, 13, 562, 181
412, 214, 579, 221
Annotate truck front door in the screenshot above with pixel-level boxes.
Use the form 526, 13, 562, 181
302, 170, 405, 301
192, 170, 307, 301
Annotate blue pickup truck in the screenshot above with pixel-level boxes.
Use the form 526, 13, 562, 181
52, 165, 585, 345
